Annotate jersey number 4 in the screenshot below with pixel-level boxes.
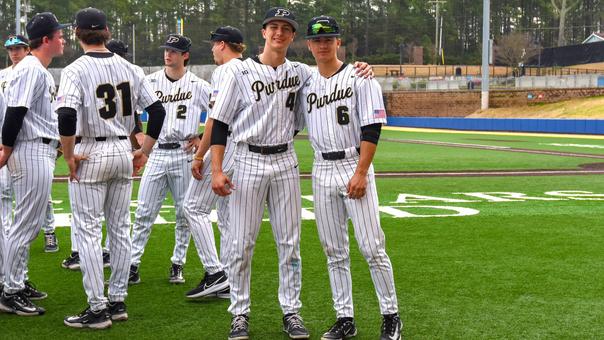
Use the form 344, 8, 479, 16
96, 82, 132, 119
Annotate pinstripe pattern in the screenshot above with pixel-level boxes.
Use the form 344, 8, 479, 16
184, 138, 236, 274
300, 65, 397, 318
5, 56, 58, 142
57, 52, 157, 311
70, 139, 133, 311
131, 70, 210, 269
0, 90, 4, 285
0, 65, 55, 236
3, 142, 57, 294
183, 58, 241, 275
209, 57, 311, 316
2, 54, 59, 294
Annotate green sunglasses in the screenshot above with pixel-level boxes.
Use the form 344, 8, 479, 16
311, 22, 337, 35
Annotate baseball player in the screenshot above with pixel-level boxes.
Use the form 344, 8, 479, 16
129, 34, 210, 285
0, 89, 5, 295
301, 16, 401, 340
211, 9, 372, 339
183, 26, 245, 299
57, 7, 165, 328
0, 35, 59, 253
60, 38, 138, 272
209, 7, 313, 340
0, 12, 69, 316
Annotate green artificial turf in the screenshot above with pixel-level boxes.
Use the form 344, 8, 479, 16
3, 175, 604, 339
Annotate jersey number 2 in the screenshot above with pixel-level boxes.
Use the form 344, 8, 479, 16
176, 105, 187, 119
96, 82, 132, 119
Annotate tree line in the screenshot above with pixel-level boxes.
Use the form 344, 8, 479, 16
0, 0, 602, 68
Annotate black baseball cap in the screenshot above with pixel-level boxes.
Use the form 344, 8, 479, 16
305, 16, 341, 39
160, 34, 191, 52
262, 7, 298, 32
106, 39, 129, 57
4, 34, 29, 48
210, 26, 244, 44
74, 7, 107, 30
26, 12, 70, 40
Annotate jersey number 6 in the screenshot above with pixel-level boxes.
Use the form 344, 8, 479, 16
96, 82, 133, 119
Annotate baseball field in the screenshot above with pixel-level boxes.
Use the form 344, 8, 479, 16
3, 127, 604, 339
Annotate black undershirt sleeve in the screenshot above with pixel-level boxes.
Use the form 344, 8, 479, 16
144, 101, 166, 140
2, 107, 28, 147
57, 107, 77, 136
133, 111, 142, 134
360, 123, 382, 145
210, 120, 229, 146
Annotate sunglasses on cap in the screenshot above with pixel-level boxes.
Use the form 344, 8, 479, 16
311, 22, 337, 35
4, 36, 29, 48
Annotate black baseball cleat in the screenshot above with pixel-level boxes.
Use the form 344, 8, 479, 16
283, 313, 310, 339
169, 263, 185, 284
215, 285, 230, 299
108, 301, 128, 321
61, 251, 81, 270
44, 232, 59, 253
185, 270, 229, 298
380, 313, 403, 340
64, 307, 112, 329
228, 314, 249, 340
129, 265, 141, 285
0, 291, 46, 316
23, 281, 47, 300
102, 251, 111, 268
321, 317, 357, 340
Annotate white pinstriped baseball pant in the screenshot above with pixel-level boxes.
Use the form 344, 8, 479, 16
312, 151, 398, 318
184, 139, 236, 275
70, 138, 133, 311
131, 147, 192, 267
2, 140, 57, 294
227, 143, 303, 316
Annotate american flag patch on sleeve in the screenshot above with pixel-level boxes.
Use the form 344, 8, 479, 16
373, 109, 386, 119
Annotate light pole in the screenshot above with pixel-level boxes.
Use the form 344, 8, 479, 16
481, 0, 490, 110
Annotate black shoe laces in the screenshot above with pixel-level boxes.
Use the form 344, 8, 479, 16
382, 315, 400, 335
232, 315, 248, 331
285, 314, 304, 330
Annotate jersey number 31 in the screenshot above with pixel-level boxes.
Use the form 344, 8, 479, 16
96, 82, 132, 119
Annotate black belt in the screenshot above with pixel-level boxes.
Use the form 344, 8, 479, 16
158, 142, 182, 150
75, 136, 127, 144
248, 143, 288, 155
322, 148, 361, 161
41, 138, 60, 148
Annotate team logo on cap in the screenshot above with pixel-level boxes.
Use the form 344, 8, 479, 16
275, 9, 290, 16
167, 36, 180, 43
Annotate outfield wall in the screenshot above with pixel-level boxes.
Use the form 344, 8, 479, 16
386, 117, 604, 134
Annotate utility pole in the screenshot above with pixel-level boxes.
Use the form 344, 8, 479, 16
429, 0, 446, 65
481, 0, 490, 110
16, 0, 21, 35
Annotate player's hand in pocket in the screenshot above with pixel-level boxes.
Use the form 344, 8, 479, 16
66, 154, 89, 182
212, 171, 234, 196
347, 173, 368, 199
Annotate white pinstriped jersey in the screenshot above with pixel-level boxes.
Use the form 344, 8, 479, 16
207, 58, 243, 121
4, 55, 58, 141
300, 64, 387, 153
209, 57, 311, 146
0, 66, 14, 94
57, 52, 158, 138
146, 70, 210, 143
